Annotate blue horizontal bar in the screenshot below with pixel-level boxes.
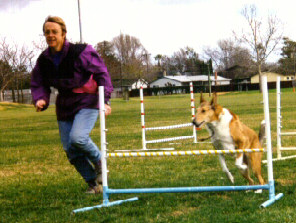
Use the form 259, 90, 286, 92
107, 185, 269, 194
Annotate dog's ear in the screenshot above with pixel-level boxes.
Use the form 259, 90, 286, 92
200, 91, 206, 103
210, 92, 217, 107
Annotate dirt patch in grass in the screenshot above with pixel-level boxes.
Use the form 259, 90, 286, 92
277, 178, 296, 186
0, 102, 31, 111
0, 163, 73, 178
169, 207, 199, 218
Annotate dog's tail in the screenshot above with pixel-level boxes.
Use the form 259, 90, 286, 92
258, 120, 266, 146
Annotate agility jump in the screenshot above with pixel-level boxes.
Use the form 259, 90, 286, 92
108, 148, 265, 157
140, 82, 198, 151
72, 76, 283, 214
263, 76, 296, 163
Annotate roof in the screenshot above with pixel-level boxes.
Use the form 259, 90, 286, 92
162, 75, 231, 83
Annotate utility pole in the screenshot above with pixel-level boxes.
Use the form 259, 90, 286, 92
120, 61, 123, 92
293, 47, 296, 92
207, 59, 212, 96
293, 46, 296, 78
143, 53, 151, 76
207, 64, 211, 97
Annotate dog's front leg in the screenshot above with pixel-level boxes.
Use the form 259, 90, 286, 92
218, 154, 234, 184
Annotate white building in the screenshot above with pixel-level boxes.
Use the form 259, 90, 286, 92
251, 72, 295, 84
150, 75, 231, 87
130, 79, 148, 89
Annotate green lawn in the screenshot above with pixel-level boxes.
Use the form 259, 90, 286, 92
0, 89, 295, 223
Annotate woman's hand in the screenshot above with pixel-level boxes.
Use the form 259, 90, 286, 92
36, 99, 46, 112
105, 104, 112, 116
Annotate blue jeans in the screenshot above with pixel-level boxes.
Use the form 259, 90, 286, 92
58, 108, 100, 184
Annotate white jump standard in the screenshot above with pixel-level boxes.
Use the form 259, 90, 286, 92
263, 76, 296, 163
140, 82, 197, 151
72, 79, 283, 214
275, 76, 296, 160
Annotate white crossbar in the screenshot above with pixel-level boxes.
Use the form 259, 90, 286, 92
146, 123, 193, 131
280, 147, 296, 151
262, 155, 296, 164
108, 148, 265, 158
146, 136, 194, 144
280, 132, 296, 136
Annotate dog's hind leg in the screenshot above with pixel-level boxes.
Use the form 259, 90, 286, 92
250, 152, 265, 185
218, 154, 234, 183
235, 154, 254, 185
248, 153, 265, 193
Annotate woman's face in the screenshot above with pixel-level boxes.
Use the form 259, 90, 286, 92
44, 22, 65, 53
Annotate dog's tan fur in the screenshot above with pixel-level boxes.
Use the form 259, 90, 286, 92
193, 93, 265, 186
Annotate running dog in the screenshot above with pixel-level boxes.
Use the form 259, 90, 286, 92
192, 93, 265, 190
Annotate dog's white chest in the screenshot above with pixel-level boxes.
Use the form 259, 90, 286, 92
206, 108, 235, 150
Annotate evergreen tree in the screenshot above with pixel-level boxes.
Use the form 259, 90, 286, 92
278, 37, 296, 76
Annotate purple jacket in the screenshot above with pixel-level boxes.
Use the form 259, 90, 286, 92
31, 40, 113, 120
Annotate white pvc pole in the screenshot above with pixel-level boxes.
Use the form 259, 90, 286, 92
190, 82, 197, 143
276, 76, 282, 158
262, 76, 274, 183
260, 76, 284, 208
77, 0, 83, 43
99, 86, 108, 201
140, 86, 146, 150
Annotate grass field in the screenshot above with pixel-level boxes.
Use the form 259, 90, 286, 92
0, 89, 296, 223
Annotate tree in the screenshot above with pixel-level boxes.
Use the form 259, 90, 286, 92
161, 47, 205, 76
95, 40, 121, 79
172, 48, 187, 73
111, 33, 150, 92
154, 54, 162, 67
160, 55, 174, 76
0, 38, 34, 102
32, 36, 47, 53
277, 37, 296, 76
112, 33, 147, 79
153, 54, 164, 78
235, 4, 283, 91
0, 60, 13, 101
203, 38, 255, 73
184, 47, 200, 73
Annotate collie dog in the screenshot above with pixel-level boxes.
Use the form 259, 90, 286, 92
192, 93, 265, 190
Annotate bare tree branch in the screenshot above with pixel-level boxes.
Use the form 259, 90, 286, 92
0, 37, 35, 102
234, 4, 283, 91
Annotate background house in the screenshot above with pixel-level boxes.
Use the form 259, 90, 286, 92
111, 79, 148, 98
251, 72, 295, 83
149, 75, 231, 88
130, 79, 148, 89
218, 65, 254, 84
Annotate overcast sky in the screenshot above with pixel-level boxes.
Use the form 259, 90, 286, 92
1, 0, 295, 62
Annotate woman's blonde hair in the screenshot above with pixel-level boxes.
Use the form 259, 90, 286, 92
43, 16, 67, 34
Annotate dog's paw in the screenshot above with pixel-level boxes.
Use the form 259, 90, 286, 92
254, 189, 262, 194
